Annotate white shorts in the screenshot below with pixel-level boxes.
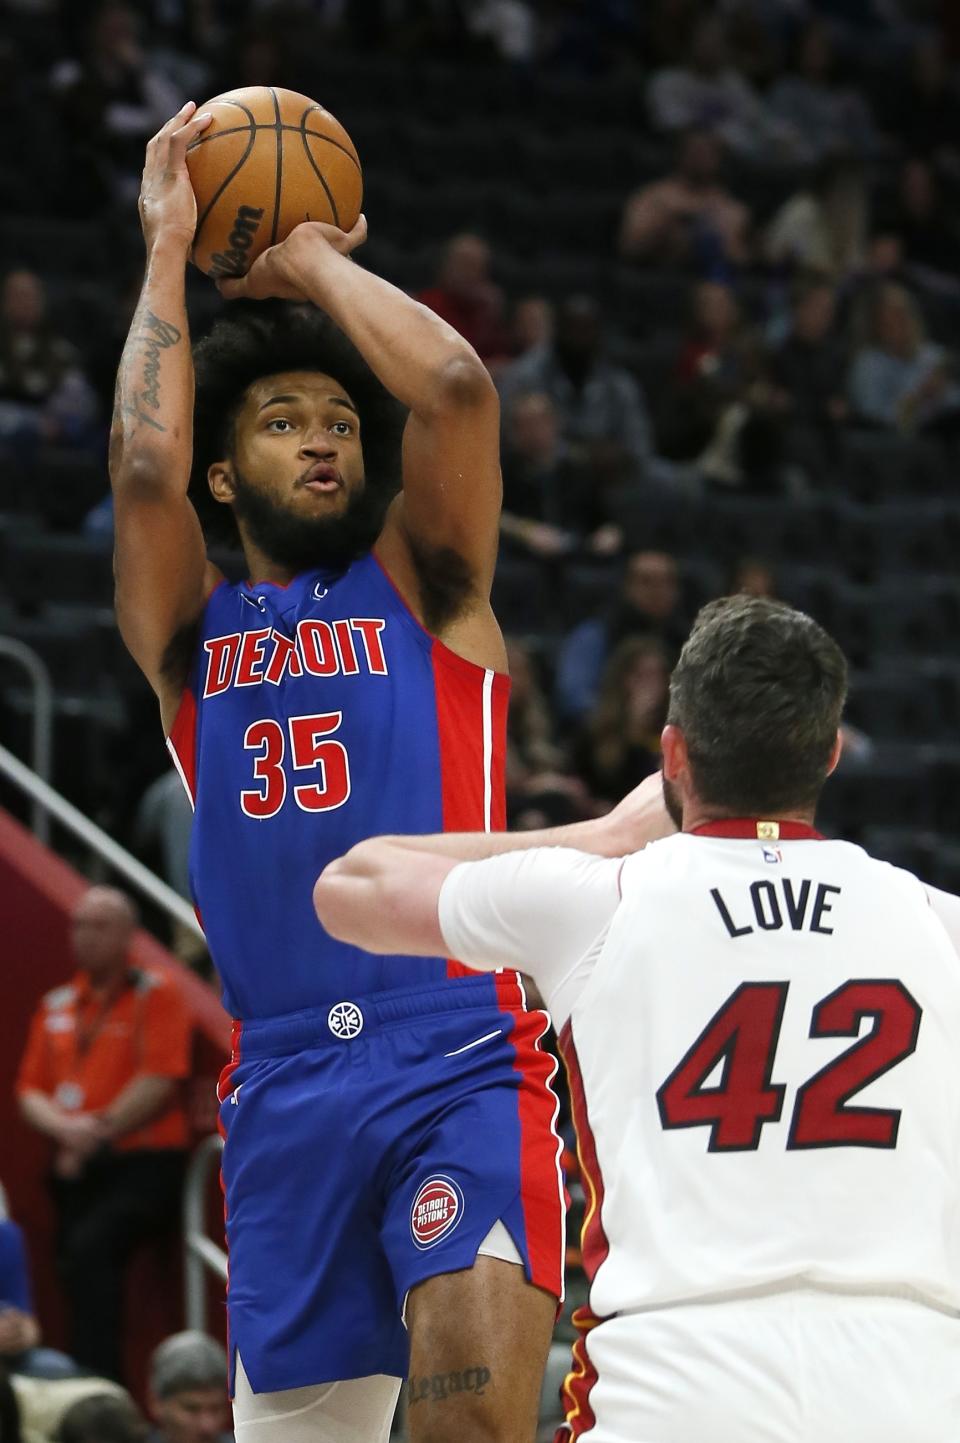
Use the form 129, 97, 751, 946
568, 1290, 960, 1443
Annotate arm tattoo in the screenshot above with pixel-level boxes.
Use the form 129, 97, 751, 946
116, 309, 182, 434
406, 1366, 492, 1407
140, 310, 181, 415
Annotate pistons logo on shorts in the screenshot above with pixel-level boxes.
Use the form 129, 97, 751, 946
410, 1175, 464, 1250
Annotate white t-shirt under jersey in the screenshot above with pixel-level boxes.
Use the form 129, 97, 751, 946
438, 834, 960, 1319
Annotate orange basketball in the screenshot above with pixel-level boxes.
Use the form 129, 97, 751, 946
185, 86, 362, 279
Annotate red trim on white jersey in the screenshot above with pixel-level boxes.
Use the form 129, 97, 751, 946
166, 688, 198, 809
557, 1020, 611, 1437
557, 1307, 603, 1442
691, 818, 823, 840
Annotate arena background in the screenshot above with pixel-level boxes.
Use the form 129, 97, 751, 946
1, 1, 959, 1437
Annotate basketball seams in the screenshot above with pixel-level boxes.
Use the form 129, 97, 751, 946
192, 101, 258, 253
304, 107, 362, 170
269, 87, 283, 248
187, 123, 361, 172
298, 107, 340, 228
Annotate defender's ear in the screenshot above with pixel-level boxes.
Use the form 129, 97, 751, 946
660, 724, 688, 782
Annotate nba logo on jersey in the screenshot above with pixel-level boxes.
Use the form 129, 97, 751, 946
761, 846, 783, 864
410, 1176, 464, 1249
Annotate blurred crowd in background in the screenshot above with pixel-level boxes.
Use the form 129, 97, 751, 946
2, 2, 960, 1438
4, 0, 960, 917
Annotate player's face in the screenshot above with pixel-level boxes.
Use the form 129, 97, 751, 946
233, 370, 365, 516
219, 370, 390, 571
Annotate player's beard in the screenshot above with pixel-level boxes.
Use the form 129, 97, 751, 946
662, 774, 684, 830
230, 464, 393, 573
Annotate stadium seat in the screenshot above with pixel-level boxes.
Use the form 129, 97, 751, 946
864, 501, 960, 580
29, 450, 107, 532
611, 486, 696, 554
561, 561, 620, 628
838, 430, 951, 502
846, 669, 943, 742
859, 826, 942, 880
605, 268, 691, 338
0, 217, 110, 277
818, 744, 936, 837
4, 532, 114, 613
865, 581, 959, 660
695, 495, 825, 567
491, 555, 557, 637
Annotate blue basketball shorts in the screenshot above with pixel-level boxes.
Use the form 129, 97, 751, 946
216, 972, 566, 1394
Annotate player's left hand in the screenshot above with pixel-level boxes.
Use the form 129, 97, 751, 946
216, 216, 368, 301
606, 771, 677, 854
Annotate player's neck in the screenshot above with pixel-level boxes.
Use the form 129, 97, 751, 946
682, 804, 818, 834
242, 540, 298, 589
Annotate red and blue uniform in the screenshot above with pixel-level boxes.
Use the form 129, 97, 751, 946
168, 553, 564, 1392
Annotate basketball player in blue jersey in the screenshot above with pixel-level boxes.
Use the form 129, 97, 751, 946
109, 101, 586, 1443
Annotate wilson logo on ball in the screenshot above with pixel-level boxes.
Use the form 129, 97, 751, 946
410, 1176, 464, 1250
209, 205, 264, 278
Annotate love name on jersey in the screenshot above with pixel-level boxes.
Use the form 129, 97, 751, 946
202, 618, 388, 698
711, 878, 842, 939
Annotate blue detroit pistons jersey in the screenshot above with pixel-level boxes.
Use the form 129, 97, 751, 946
167, 553, 509, 1020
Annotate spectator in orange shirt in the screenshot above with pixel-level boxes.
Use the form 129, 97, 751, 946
17, 888, 192, 1384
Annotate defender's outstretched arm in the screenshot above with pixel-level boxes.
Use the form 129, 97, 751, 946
314, 772, 675, 955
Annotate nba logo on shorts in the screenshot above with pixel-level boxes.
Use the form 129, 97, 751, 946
410, 1176, 464, 1250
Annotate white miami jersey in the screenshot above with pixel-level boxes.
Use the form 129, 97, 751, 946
439, 824, 960, 1321
562, 825, 960, 1322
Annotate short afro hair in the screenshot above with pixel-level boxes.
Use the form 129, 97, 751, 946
190, 300, 406, 544
668, 595, 847, 817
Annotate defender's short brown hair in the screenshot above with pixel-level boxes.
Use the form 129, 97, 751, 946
668, 596, 848, 817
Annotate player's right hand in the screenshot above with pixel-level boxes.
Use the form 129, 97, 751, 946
139, 100, 213, 254
606, 771, 678, 853
216, 216, 368, 301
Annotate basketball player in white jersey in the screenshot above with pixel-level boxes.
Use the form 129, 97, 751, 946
314, 595, 960, 1443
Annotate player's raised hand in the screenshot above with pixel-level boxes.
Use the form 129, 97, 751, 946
216, 216, 368, 301
139, 101, 213, 253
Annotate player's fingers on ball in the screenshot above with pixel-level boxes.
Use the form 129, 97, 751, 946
177, 109, 213, 139
169, 111, 212, 157
349, 213, 368, 248
166, 100, 196, 128
149, 101, 194, 148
